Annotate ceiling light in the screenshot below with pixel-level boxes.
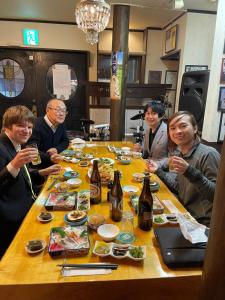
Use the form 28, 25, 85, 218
75, 0, 111, 45
174, 0, 184, 9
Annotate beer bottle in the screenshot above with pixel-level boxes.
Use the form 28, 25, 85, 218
109, 170, 123, 222
138, 175, 153, 231
90, 160, 101, 204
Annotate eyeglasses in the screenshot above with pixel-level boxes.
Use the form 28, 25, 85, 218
48, 107, 68, 115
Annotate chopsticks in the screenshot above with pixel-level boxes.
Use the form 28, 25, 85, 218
46, 178, 58, 191
57, 263, 118, 270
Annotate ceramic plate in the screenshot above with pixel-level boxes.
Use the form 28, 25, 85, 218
123, 185, 139, 194
25, 240, 46, 254
37, 212, 53, 223
91, 157, 115, 165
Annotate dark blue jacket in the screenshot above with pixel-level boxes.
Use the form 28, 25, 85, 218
29, 117, 69, 167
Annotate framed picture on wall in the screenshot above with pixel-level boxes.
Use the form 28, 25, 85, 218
217, 112, 225, 143
218, 87, 225, 112
165, 70, 178, 90
165, 25, 177, 53
148, 70, 162, 84
185, 65, 208, 72
220, 58, 225, 84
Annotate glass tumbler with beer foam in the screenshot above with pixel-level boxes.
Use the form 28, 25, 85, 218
26, 143, 41, 165
168, 149, 181, 173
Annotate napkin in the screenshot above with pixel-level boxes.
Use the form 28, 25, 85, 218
61, 268, 112, 277
177, 213, 208, 244
71, 138, 86, 144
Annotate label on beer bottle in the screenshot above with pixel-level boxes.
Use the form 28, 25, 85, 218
90, 183, 101, 204
143, 212, 152, 221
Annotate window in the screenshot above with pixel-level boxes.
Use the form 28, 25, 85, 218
0, 59, 25, 98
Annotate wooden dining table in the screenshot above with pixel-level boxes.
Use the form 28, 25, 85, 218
0, 142, 202, 300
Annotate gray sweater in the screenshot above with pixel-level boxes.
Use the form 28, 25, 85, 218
156, 143, 220, 227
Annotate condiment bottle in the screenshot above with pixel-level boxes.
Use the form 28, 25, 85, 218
109, 170, 123, 222
90, 160, 101, 204
138, 175, 153, 231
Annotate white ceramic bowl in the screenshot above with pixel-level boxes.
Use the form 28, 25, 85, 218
66, 178, 82, 188
122, 185, 139, 195
121, 147, 130, 152
132, 151, 142, 159
132, 173, 145, 182
97, 224, 120, 242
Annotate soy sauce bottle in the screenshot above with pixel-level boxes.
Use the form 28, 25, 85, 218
90, 160, 101, 204
109, 170, 123, 222
138, 175, 153, 231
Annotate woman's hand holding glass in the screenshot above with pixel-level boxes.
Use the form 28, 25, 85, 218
146, 159, 158, 173
133, 143, 142, 152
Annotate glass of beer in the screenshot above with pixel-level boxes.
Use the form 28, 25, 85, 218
26, 143, 41, 165
168, 150, 181, 173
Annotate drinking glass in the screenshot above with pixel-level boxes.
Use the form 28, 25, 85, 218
120, 211, 135, 242
168, 149, 181, 173
26, 143, 41, 165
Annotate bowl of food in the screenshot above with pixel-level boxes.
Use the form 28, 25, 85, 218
91, 157, 115, 166
122, 185, 139, 195
66, 210, 87, 223
93, 241, 111, 257
132, 173, 145, 182
97, 224, 120, 242
25, 239, 46, 255
88, 214, 106, 230
63, 170, 79, 179
55, 182, 68, 192
132, 151, 142, 159
121, 147, 130, 152
66, 178, 82, 188
153, 214, 167, 225
79, 160, 89, 167
118, 156, 131, 165
37, 211, 53, 223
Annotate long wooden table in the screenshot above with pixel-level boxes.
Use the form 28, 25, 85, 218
0, 142, 202, 300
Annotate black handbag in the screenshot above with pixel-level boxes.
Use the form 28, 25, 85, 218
154, 226, 207, 268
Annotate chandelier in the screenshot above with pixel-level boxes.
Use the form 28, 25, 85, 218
75, 0, 111, 45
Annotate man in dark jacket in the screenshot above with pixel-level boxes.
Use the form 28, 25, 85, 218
28, 98, 69, 167
0, 105, 61, 258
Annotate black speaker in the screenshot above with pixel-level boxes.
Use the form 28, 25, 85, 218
178, 70, 210, 132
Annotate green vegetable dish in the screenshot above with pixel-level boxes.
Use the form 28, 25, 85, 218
129, 246, 144, 258
154, 216, 165, 224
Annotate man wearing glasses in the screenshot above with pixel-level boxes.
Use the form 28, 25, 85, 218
28, 98, 69, 167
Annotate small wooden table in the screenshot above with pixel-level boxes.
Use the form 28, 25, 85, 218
0, 142, 202, 300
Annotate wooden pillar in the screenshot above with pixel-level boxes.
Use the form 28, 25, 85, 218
110, 5, 130, 141
198, 140, 225, 299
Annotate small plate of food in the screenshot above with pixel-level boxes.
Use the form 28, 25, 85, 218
132, 173, 145, 182
91, 157, 115, 166
63, 170, 79, 179
153, 214, 167, 225
93, 241, 111, 257
79, 160, 89, 167
37, 211, 53, 223
25, 240, 46, 255
123, 185, 139, 195
118, 156, 131, 165
128, 246, 146, 261
66, 210, 87, 222
88, 214, 105, 230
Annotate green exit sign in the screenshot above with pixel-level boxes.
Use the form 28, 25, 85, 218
23, 29, 39, 46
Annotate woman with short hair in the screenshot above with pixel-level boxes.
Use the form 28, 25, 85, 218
134, 100, 168, 166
